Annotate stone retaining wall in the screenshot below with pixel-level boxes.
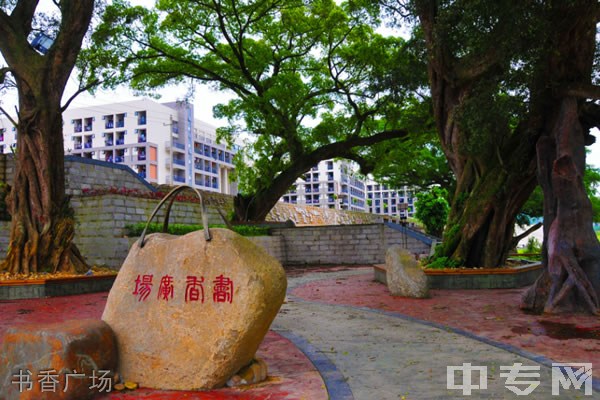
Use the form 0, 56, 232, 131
271, 224, 431, 265
0, 221, 9, 256
0, 154, 429, 268
1, 154, 154, 196
72, 194, 227, 268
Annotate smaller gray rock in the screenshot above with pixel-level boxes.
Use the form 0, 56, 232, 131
386, 245, 429, 298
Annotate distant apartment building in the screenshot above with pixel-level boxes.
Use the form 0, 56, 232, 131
0, 123, 16, 155
366, 182, 417, 219
281, 159, 367, 212
0, 99, 237, 194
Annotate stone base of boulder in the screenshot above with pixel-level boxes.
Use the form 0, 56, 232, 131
226, 357, 268, 387
0, 319, 118, 400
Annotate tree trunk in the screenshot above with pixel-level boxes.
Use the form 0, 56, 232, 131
522, 99, 600, 315
0, 0, 95, 275
440, 157, 537, 267
1, 100, 87, 275
415, 1, 539, 268
521, 0, 600, 315
231, 130, 409, 222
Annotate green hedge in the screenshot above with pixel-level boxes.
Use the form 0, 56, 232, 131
125, 222, 270, 237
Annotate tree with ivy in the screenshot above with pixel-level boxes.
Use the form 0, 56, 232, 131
382, 0, 600, 314
81, 0, 427, 222
0, 0, 95, 275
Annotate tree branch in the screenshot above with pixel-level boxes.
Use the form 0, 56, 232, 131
0, 106, 18, 127
10, 0, 40, 35
562, 83, 600, 100
60, 78, 100, 112
0, 67, 11, 84
512, 222, 542, 247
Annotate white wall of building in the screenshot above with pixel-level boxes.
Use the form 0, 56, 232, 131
366, 181, 417, 219
1, 98, 237, 194
281, 159, 367, 212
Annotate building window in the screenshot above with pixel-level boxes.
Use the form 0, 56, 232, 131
137, 111, 147, 125
84, 117, 93, 132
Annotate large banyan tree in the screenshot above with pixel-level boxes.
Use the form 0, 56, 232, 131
384, 0, 600, 313
0, 0, 95, 274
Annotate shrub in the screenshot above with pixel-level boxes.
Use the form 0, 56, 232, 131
523, 236, 542, 254
414, 187, 449, 237
424, 256, 462, 270
125, 222, 270, 237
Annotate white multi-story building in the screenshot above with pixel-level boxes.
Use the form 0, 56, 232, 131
366, 182, 417, 219
1, 99, 237, 194
281, 159, 367, 212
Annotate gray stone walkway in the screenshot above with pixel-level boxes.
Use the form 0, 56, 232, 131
272, 269, 599, 399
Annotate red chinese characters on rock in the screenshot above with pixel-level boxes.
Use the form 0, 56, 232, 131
213, 274, 234, 304
158, 275, 174, 301
132, 274, 234, 303
185, 276, 205, 303
132, 274, 154, 302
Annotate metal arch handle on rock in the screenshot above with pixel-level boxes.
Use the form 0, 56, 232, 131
139, 185, 212, 248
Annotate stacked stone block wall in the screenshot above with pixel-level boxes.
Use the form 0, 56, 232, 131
0, 153, 431, 268
0, 154, 153, 195
0, 221, 9, 256
72, 195, 227, 268
270, 224, 430, 265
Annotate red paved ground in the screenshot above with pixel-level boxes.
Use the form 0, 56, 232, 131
291, 267, 600, 378
0, 292, 327, 400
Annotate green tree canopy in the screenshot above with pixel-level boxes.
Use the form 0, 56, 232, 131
81, 0, 428, 221
414, 186, 449, 237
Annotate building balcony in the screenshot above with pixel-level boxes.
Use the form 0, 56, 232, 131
138, 136, 146, 143
116, 121, 125, 128
138, 117, 147, 125
74, 126, 82, 133
173, 158, 186, 166
138, 171, 146, 179
74, 143, 82, 150
116, 139, 125, 145
174, 142, 185, 150
105, 122, 114, 129
105, 139, 113, 146
84, 142, 92, 149
84, 125, 92, 132
173, 175, 185, 183
115, 156, 124, 163
137, 154, 146, 161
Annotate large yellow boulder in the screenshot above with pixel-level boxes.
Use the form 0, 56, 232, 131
102, 228, 287, 390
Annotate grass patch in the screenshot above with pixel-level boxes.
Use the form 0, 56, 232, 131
125, 222, 270, 237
